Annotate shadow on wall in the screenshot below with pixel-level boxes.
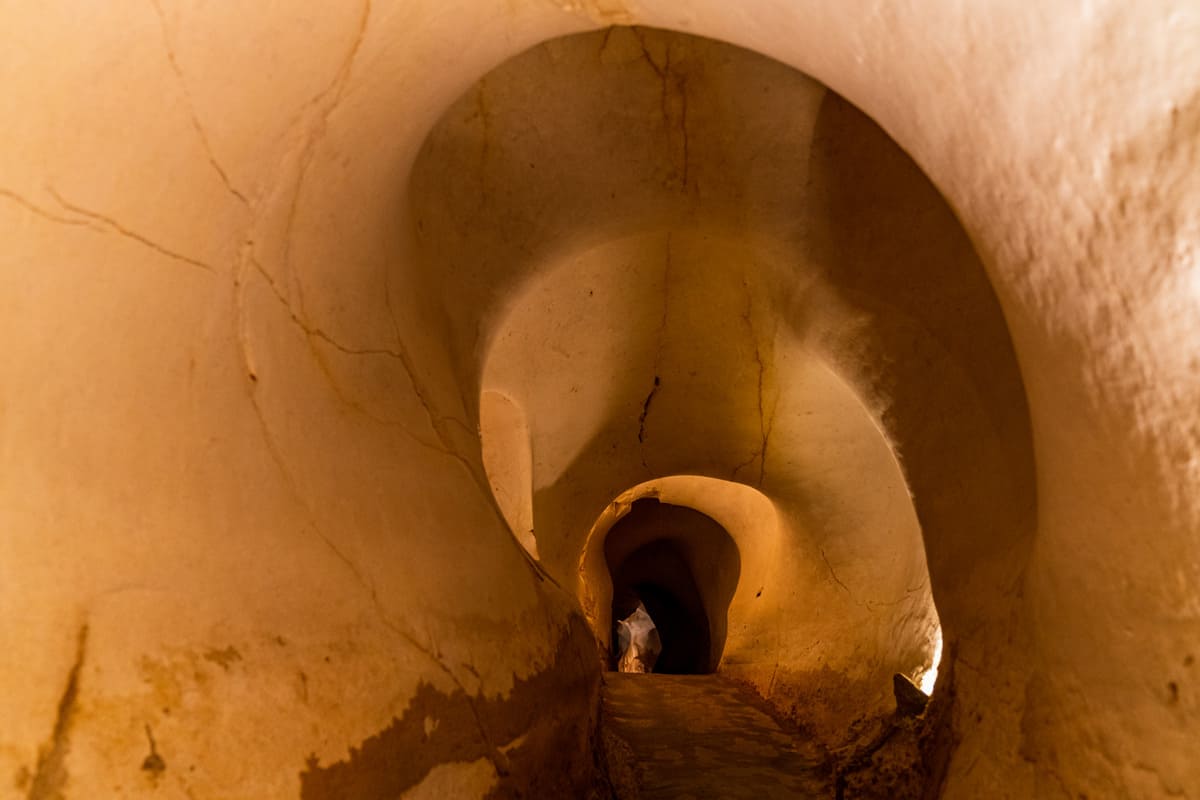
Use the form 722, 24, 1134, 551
605, 498, 740, 674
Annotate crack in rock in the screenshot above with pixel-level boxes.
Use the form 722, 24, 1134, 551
229, 255, 516, 769
639, 236, 673, 470
277, 0, 371, 310
637, 376, 661, 446
235, 374, 499, 765
241, 253, 478, 471
631, 28, 690, 187
732, 279, 773, 485
820, 547, 852, 595
46, 187, 217, 273
819, 547, 886, 614
2, 186, 217, 274
0, 188, 99, 229
147, 0, 250, 206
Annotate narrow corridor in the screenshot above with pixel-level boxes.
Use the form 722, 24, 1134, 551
601, 674, 829, 799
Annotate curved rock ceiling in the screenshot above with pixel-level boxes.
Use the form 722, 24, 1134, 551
446, 26, 1023, 743
1, 2, 1197, 798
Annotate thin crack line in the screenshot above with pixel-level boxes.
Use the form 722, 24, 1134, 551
147, 0, 249, 206
279, 0, 371, 314
234, 326, 477, 695
636, 376, 661, 446
0, 188, 100, 229
819, 547, 885, 614
379, 258, 555, 588
733, 278, 770, 484
597, 26, 616, 59
640, 234, 672, 470
46, 187, 216, 273
631, 27, 665, 79
729, 450, 760, 481
243, 256, 477, 463
376, 263, 496, 502
630, 28, 689, 187
820, 547, 852, 594
748, 286, 773, 486
238, 250, 507, 583
238, 350, 510, 774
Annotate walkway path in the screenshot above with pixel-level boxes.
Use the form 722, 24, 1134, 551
600, 673, 830, 799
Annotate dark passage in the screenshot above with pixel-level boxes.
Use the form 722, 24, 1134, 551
613, 539, 710, 673
605, 499, 740, 674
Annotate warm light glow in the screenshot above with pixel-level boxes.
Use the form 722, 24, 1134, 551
918, 627, 944, 694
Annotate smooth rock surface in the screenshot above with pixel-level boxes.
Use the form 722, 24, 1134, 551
2, 2, 1197, 797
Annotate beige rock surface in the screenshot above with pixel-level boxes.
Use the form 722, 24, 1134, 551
1, 3, 1197, 798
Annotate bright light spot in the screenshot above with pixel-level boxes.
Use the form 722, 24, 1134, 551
918, 627, 944, 694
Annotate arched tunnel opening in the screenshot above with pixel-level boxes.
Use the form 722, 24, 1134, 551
605, 498, 740, 674
7, 5, 1194, 800
457, 22, 982, 795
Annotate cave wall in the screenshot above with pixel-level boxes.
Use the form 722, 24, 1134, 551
2, 2, 1198, 799
0, 3, 601, 798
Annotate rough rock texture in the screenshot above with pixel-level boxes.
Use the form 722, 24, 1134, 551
835, 649, 959, 800
600, 673, 828, 798
2, 2, 1198, 798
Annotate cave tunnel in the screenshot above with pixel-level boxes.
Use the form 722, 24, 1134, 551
4, 5, 1199, 800
605, 498, 741, 674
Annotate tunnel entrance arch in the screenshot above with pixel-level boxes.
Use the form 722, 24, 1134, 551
438, 21, 1004, 757
606, 498, 740, 673
577, 475, 779, 673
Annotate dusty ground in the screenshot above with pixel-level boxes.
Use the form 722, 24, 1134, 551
599, 673, 831, 798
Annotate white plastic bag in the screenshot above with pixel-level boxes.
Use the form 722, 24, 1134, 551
616, 602, 662, 673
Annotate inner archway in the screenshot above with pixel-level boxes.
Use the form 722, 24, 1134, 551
605, 498, 740, 673
427, 18, 1021, 786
